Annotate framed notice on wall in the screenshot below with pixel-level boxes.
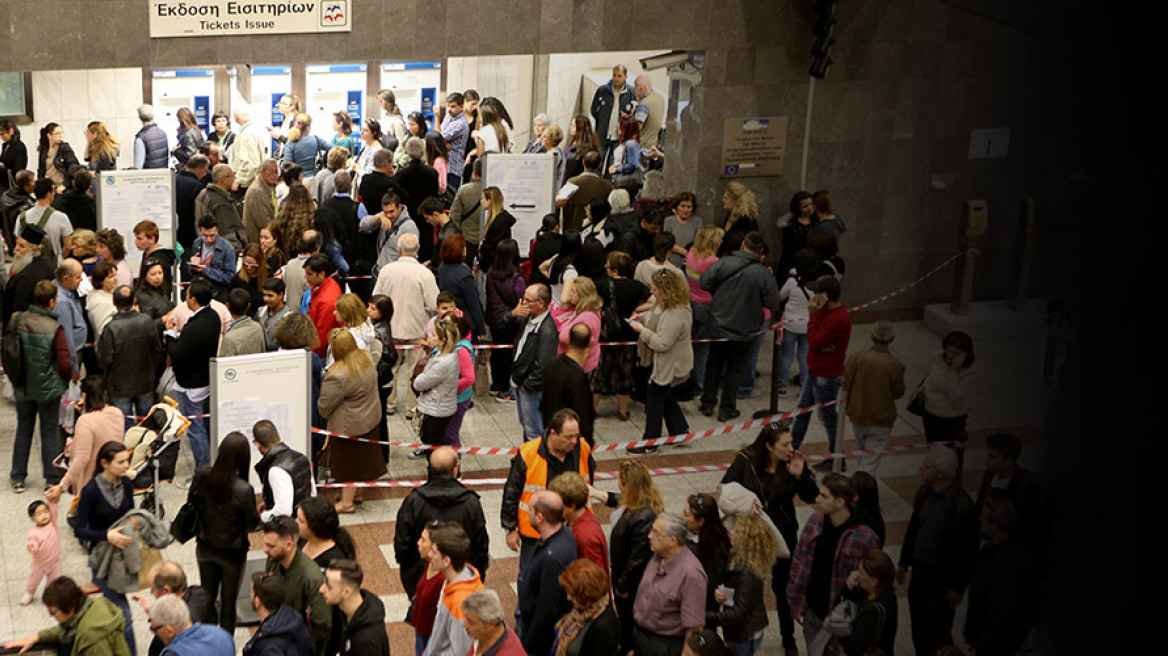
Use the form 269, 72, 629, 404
0, 72, 34, 120
720, 117, 788, 178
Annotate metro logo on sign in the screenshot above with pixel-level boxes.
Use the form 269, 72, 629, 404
322, 1, 346, 25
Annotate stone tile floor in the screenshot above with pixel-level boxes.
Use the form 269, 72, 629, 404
0, 319, 1046, 655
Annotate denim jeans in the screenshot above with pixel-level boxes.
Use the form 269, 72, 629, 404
739, 319, 771, 395
113, 393, 155, 431
93, 571, 136, 655
11, 394, 62, 486
791, 373, 841, 450
737, 633, 765, 656
178, 390, 210, 467
644, 382, 688, 440
778, 330, 809, 390
414, 634, 428, 656
515, 387, 544, 441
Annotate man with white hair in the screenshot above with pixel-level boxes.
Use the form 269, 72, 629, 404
634, 74, 666, 169
194, 164, 244, 252
148, 594, 234, 656
394, 136, 440, 263
134, 104, 169, 169
842, 320, 906, 473
898, 445, 980, 656
232, 107, 271, 194
372, 232, 438, 420
633, 513, 708, 655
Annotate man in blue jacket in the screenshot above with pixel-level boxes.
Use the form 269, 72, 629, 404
150, 594, 234, 656
590, 65, 635, 169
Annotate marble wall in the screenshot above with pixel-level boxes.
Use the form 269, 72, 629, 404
0, 0, 1071, 308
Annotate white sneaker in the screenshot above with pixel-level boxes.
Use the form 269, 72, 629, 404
20, 593, 34, 606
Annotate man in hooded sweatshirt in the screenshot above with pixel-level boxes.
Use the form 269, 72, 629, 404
242, 572, 315, 656
423, 524, 484, 656
395, 446, 491, 600
319, 559, 390, 656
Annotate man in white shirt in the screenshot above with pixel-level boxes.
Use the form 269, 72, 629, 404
372, 233, 439, 420
232, 107, 271, 194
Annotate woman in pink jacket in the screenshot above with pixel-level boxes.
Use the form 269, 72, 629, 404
47, 376, 125, 505
555, 276, 602, 373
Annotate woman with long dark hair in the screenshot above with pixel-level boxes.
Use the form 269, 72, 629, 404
73, 441, 137, 652
296, 496, 357, 568
838, 550, 898, 656
564, 116, 601, 182
851, 471, 886, 545
134, 259, 175, 321
541, 231, 582, 310
721, 421, 818, 656
682, 492, 731, 611
354, 119, 384, 187
51, 376, 125, 503
485, 239, 525, 398
920, 330, 976, 453
190, 431, 258, 632
395, 112, 429, 169
777, 190, 820, 274
331, 110, 357, 158
474, 104, 510, 158
37, 122, 79, 189
0, 119, 29, 192
424, 130, 450, 194
172, 107, 205, 168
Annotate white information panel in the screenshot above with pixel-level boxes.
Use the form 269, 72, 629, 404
482, 153, 555, 258
210, 350, 312, 490
95, 169, 177, 275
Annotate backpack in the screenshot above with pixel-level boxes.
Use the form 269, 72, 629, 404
2, 312, 25, 387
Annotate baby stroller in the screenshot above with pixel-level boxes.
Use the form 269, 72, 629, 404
124, 396, 189, 519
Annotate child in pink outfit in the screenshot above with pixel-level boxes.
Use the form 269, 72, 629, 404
24, 499, 61, 605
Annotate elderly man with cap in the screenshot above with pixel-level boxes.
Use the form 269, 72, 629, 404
3, 223, 54, 327
842, 320, 906, 473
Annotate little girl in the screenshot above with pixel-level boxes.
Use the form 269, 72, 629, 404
24, 498, 61, 605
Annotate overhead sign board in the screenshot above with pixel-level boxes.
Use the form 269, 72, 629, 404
149, 0, 351, 38
720, 117, 787, 178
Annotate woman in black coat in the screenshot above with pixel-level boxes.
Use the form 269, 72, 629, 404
554, 559, 621, 656
0, 119, 29, 191
36, 122, 80, 187
73, 441, 137, 654
436, 233, 487, 338
598, 460, 663, 656
721, 421, 818, 655
189, 431, 259, 632
477, 186, 515, 273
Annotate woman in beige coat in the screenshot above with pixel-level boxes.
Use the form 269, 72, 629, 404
630, 268, 693, 452
318, 329, 386, 513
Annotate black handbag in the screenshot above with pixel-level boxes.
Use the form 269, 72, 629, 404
170, 501, 198, 543
906, 375, 928, 416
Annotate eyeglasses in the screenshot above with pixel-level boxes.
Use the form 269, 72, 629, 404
148, 622, 163, 633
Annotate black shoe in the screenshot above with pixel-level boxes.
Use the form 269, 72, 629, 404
626, 445, 658, 455
717, 408, 741, 422
792, 374, 802, 386
408, 448, 429, 460
699, 404, 715, 416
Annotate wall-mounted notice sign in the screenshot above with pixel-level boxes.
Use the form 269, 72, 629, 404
720, 117, 787, 178
150, 0, 351, 38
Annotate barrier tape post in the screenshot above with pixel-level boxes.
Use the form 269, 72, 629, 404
754, 322, 784, 420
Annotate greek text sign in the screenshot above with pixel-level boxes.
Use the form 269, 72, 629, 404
149, 0, 351, 37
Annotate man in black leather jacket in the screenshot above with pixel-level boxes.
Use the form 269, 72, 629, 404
394, 446, 490, 603
506, 283, 558, 441
96, 286, 163, 428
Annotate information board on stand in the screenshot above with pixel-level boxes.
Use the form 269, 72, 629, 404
482, 153, 554, 257
210, 350, 312, 490
95, 169, 176, 276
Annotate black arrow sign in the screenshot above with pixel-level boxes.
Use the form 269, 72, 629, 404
509, 203, 536, 209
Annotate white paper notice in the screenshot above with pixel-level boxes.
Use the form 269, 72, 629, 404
218, 398, 261, 440
716, 584, 735, 607
263, 403, 293, 440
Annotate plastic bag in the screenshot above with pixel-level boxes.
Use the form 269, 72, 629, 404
59, 380, 81, 431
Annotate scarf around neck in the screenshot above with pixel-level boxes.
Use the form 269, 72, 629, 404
552, 597, 609, 656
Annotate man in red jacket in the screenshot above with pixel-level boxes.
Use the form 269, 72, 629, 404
303, 253, 341, 358
792, 276, 851, 471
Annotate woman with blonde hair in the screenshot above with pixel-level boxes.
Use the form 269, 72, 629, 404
630, 269, 693, 451
477, 186, 516, 272
411, 317, 461, 457
541, 124, 566, 195
719, 181, 760, 257
708, 514, 781, 654
474, 104, 510, 159
95, 228, 133, 287
597, 459, 663, 656
66, 228, 100, 276
318, 329, 385, 513
686, 224, 724, 397
84, 121, 119, 171
172, 107, 205, 168
555, 276, 602, 373
376, 89, 409, 147
283, 113, 331, 184
327, 293, 377, 368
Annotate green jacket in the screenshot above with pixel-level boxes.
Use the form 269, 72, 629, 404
267, 548, 332, 656
37, 596, 131, 656
14, 306, 69, 402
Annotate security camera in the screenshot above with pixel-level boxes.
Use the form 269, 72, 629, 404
640, 51, 690, 71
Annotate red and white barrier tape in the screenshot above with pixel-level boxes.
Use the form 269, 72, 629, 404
314, 399, 842, 455
847, 247, 978, 313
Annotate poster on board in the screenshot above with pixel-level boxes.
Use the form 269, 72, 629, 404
95, 169, 176, 275
210, 350, 312, 490
482, 153, 554, 258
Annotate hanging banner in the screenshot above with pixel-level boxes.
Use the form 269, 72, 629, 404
149, 0, 351, 38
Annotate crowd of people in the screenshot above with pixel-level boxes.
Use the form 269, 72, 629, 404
0, 64, 1043, 656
